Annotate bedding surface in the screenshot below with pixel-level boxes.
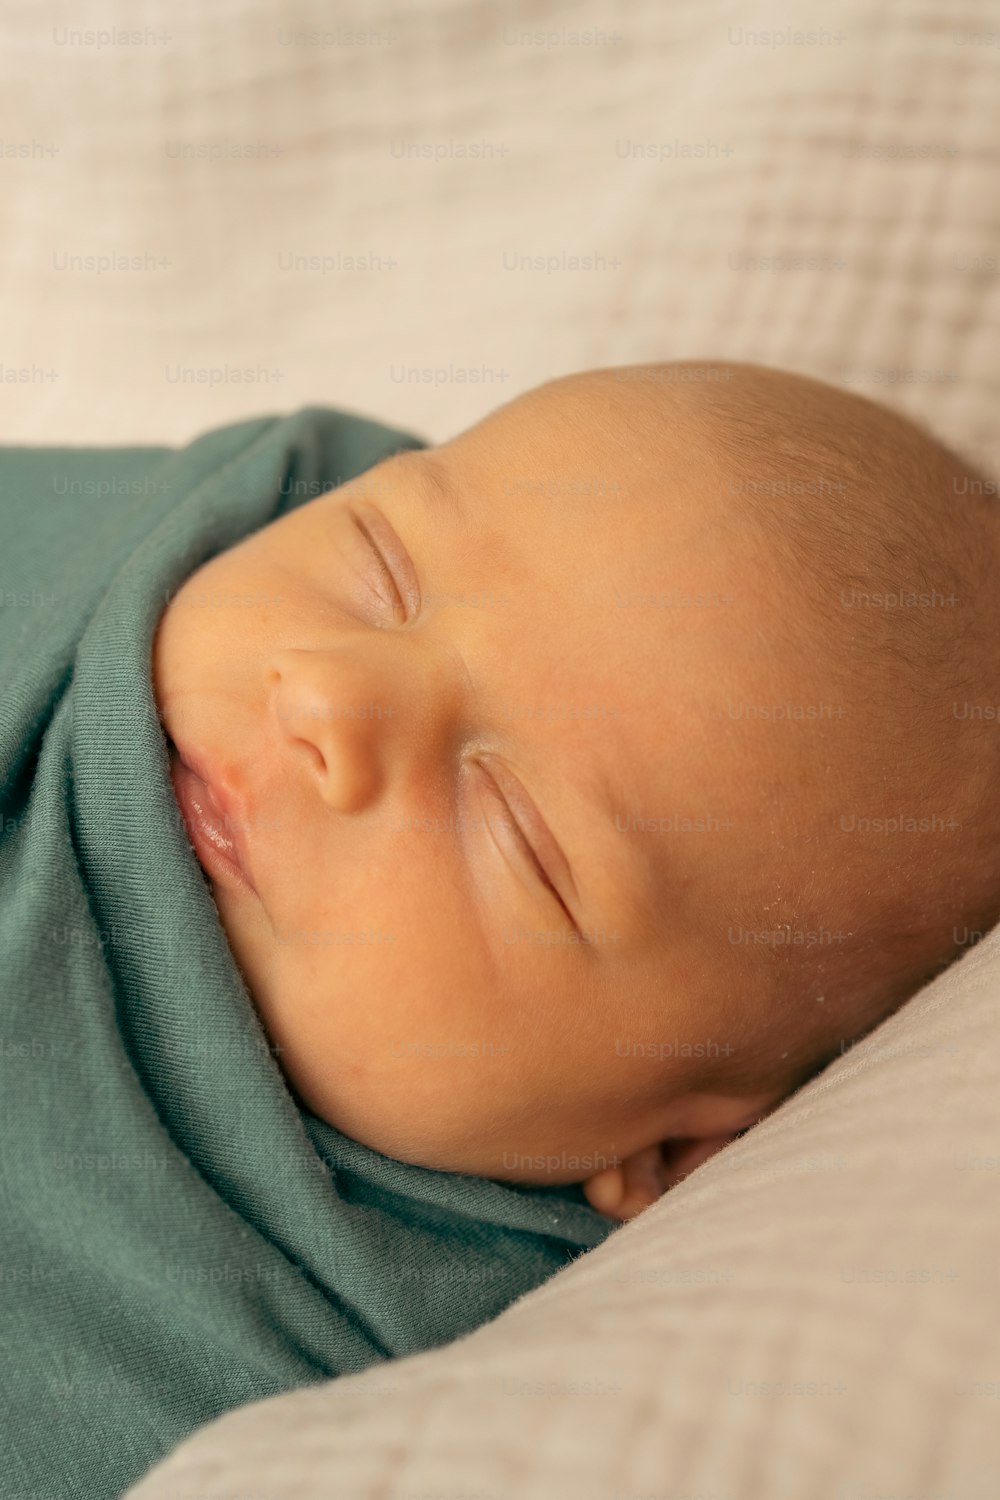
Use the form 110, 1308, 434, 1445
0, 410, 614, 1500
1, 0, 999, 484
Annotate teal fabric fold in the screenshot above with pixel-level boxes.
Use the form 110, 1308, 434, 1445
0, 408, 616, 1500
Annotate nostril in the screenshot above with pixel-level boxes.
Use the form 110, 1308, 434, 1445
297, 738, 326, 777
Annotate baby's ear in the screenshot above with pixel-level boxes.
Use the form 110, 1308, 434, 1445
582, 1145, 669, 1221
583, 1132, 746, 1220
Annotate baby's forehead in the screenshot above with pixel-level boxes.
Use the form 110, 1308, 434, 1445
418, 403, 791, 731
437, 410, 732, 574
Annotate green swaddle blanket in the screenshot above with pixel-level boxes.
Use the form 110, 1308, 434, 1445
0, 407, 616, 1500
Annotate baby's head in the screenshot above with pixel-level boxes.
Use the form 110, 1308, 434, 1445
152, 362, 1000, 1219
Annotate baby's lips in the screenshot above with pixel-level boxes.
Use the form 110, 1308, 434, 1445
168, 738, 260, 898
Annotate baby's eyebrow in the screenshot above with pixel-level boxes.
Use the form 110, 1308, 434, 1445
393, 449, 467, 527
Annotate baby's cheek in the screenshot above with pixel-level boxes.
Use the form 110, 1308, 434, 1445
223, 923, 410, 1138
216, 841, 522, 1165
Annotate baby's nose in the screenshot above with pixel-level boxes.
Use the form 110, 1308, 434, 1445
265, 650, 390, 812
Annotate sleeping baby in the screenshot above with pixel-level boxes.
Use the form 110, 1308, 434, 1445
151, 360, 1000, 1223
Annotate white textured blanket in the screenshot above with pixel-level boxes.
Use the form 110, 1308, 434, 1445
2, 0, 999, 481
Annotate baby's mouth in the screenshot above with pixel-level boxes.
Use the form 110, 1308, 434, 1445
168, 741, 260, 899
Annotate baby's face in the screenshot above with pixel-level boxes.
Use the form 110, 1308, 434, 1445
152, 369, 843, 1211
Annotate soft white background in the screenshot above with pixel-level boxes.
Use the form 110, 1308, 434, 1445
1, 0, 999, 480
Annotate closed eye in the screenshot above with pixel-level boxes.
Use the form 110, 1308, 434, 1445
348, 502, 420, 623
472, 760, 576, 929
